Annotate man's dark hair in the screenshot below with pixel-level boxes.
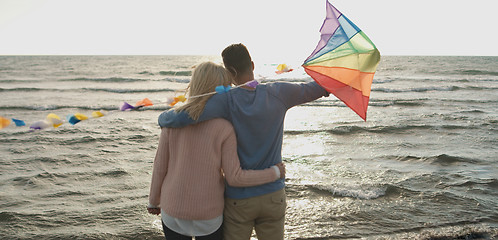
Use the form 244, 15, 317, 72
221, 43, 252, 77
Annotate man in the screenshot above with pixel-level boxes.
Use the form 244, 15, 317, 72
158, 43, 328, 240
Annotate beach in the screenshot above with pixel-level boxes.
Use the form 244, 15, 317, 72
0, 55, 497, 239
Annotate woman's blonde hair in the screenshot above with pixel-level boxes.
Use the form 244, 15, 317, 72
175, 62, 233, 120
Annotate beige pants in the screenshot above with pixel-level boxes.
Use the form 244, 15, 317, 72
223, 189, 286, 240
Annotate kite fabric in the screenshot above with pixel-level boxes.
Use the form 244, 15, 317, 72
46, 113, 63, 128
275, 64, 293, 74
303, 0, 380, 121
30, 120, 51, 130
120, 102, 135, 111
0, 117, 10, 129
135, 98, 153, 108
12, 118, 26, 127
91, 111, 106, 118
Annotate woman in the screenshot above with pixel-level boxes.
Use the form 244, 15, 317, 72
147, 62, 285, 240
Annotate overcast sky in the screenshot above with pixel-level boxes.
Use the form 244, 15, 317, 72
1, 0, 497, 61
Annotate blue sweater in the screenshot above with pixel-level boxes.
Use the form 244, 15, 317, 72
158, 81, 329, 199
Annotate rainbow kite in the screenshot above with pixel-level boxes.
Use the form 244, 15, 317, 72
303, 1, 380, 120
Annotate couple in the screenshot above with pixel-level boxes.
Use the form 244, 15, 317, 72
148, 43, 329, 239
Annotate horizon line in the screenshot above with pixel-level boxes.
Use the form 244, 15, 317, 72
1, 54, 497, 57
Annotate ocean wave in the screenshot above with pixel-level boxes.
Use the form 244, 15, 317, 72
140, 70, 195, 79
159, 70, 192, 76
372, 85, 498, 93
285, 123, 485, 136
10, 171, 66, 187
0, 104, 171, 112
55, 135, 105, 145
0, 211, 20, 223
418, 228, 498, 240
138, 71, 154, 75
305, 97, 496, 108
301, 102, 347, 107
440, 99, 498, 104
302, 98, 428, 107
167, 78, 191, 83
0, 105, 103, 111
0, 86, 177, 94
0, 79, 40, 83
458, 69, 498, 76
60, 77, 150, 82
0, 221, 162, 240
26, 156, 72, 164
0, 66, 15, 71
8, 167, 128, 190
95, 169, 129, 178
42, 190, 89, 198
305, 99, 430, 107
454, 78, 498, 83
456, 109, 486, 114
372, 78, 395, 84
285, 125, 430, 136
425, 154, 481, 166
0, 129, 157, 147
370, 99, 427, 107
82, 87, 175, 93
259, 78, 310, 83
310, 184, 400, 200
452, 178, 498, 190
387, 154, 482, 166
372, 76, 498, 84
0, 105, 68, 111
0, 87, 65, 92
302, 227, 498, 240
303, 97, 494, 109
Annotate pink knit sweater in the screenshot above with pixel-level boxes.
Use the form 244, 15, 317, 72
149, 118, 277, 220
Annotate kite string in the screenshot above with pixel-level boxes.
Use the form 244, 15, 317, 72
176, 64, 305, 103
1, 65, 299, 130
168, 62, 300, 104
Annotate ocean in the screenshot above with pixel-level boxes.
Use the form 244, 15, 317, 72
0, 55, 497, 239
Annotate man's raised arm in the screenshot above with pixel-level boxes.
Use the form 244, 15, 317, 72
270, 81, 329, 109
